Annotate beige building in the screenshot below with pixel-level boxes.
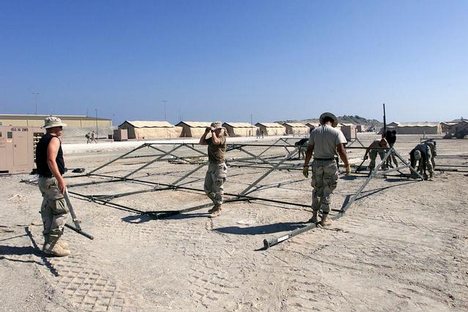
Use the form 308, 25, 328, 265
255, 122, 285, 136
387, 122, 442, 135
0, 126, 44, 173
339, 123, 357, 141
0, 114, 112, 129
176, 121, 213, 137
222, 122, 256, 137
118, 121, 182, 140
283, 122, 309, 136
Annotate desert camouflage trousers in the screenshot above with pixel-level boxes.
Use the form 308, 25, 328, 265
311, 160, 339, 214
204, 162, 227, 206
38, 177, 68, 244
369, 149, 385, 171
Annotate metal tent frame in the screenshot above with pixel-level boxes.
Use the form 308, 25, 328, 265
65, 141, 423, 249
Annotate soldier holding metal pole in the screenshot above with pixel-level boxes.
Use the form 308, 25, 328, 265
363, 138, 388, 176
199, 121, 227, 217
35, 116, 71, 257
302, 112, 350, 226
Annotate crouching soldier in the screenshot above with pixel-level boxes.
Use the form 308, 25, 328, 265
363, 138, 388, 175
294, 138, 309, 160
409, 142, 434, 180
36, 116, 71, 257
423, 139, 437, 170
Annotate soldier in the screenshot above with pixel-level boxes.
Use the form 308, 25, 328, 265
90, 130, 97, 143
35, 116, 70, 257
85, 132, 91, 144
363, 138, 388, 175
294, 138, 309, 160
199, 121, 228, 217
385, 130, 398, 168
423, 139, 437, 170
409, 142, 434, 180
303, 112, 350, 226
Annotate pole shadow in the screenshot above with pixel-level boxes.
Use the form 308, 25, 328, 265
215, 221, 308, 236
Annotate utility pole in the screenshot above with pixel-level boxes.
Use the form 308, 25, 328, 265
162, 100, 167, 120
95, 108, 98, 139
32, 92, 39, 114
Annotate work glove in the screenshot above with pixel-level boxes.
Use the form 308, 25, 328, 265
345, 164, 351, 175
302, 166, 309, 178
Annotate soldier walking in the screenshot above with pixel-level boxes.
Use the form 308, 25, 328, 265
303, 112, 350, 226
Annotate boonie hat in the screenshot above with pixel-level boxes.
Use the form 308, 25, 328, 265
210, 121, 222, 129
319, 112, 338, 127
44, 116, 67, 129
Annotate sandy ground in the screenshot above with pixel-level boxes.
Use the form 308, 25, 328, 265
1, 133, 467, 312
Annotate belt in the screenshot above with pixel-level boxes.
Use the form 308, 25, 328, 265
313, 158, 335, 161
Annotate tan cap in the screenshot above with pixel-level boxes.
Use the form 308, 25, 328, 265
319, 112, 338, 127
44, 116, 67, 129
210, 121, 222, 129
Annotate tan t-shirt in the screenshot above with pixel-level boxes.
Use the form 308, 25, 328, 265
207, 136, 226, 163
309, 125, 347, 159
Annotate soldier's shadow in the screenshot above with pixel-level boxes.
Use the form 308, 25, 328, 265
0, 245, 43, 258
0, 245, 46, 266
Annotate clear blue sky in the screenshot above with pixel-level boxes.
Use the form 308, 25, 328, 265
1, 0, 467, 125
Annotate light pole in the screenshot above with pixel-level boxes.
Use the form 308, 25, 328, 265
162, 100, 167, 120
32, 92, 39, 114
95, 108, 98, 140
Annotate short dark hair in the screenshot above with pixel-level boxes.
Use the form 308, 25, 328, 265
322, 116, 335, 124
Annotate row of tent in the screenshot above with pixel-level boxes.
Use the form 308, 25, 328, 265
117, 121, 318, 140
116, 119, 467, 140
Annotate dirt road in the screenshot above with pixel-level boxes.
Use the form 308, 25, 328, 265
1, 134, 467, 311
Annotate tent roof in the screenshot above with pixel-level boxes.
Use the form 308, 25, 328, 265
389, 122, 440, 127
121, 121, 174, 128
223, 122, 256, 128
283, 122, 308, 127
175, 121, 212, 128
255, 122, 284, 128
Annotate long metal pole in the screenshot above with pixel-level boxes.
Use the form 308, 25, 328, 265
383, 103, 387, 136
64, 189, 94, 240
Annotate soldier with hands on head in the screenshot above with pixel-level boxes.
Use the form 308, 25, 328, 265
199, 121, 228, 217
302, 112, 350, 226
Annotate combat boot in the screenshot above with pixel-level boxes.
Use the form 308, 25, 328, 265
208, 204, 222, 218
43, 242, 71, 257
309, 210, 319, 223
320, 213, 332, 227
56, 238, 69, 249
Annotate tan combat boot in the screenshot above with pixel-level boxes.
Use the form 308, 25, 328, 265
56, 239, 69, 249
320, 213, 332, 227
43, 242, 71, 257
309, 210, 319, 223
208, 204, 222, 218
